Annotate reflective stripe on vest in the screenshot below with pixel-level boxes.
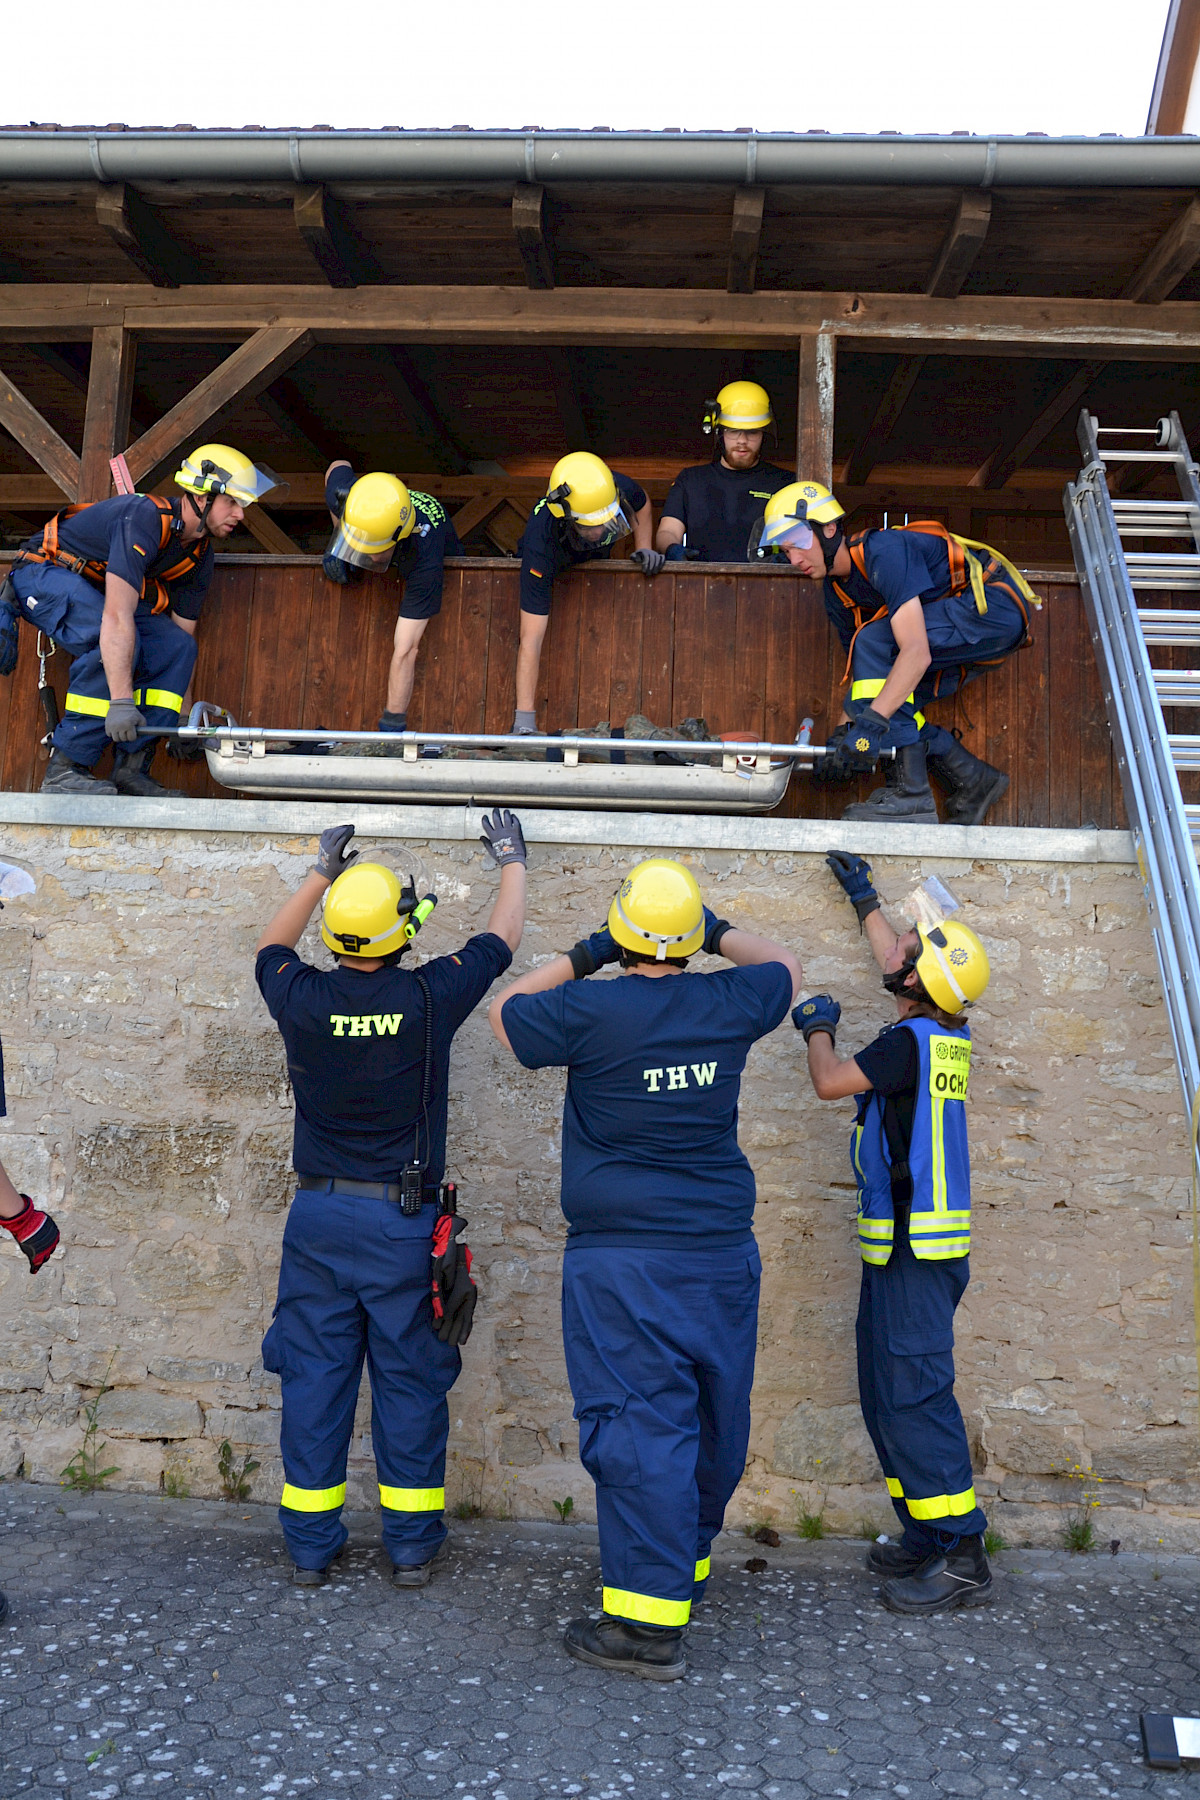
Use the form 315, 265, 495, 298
603, 1586, 691, 1628
281, 1481, 346, 1512
853, 1018, 972, 1264
849, 676, 926, 732
694, 1556, 711, 1583
378, 1485, 444, 1512
884, 1473, 978, 1521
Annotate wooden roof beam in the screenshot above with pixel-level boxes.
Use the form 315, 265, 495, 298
78, 325, 136, 503
796, 332, 835, 487
513, 184, 554, 291
842, 192, 992, 486
0, 363, 80, 497
369, 346, 469, 474
95, 183, 202, 288
727, 187, 765, 296
293, 184, 383, 289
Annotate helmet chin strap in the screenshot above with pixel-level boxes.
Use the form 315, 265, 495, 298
882, 960, 918, 997
820, 521, 845, 573
182, 491, 217, 534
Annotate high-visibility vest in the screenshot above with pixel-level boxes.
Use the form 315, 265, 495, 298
852, 1016, 972, 1266
16, 497, 210, 615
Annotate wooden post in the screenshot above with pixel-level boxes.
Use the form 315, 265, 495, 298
796, 333, 835, 486
78, 326, 136, 503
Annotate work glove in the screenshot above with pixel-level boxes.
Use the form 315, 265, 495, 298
104, 699, 146, 744
826, 851, 880, 928
843, 706, 890, 772
792, 994, 841, 1044
2, 1196, 60, 1274
322, 552, 353, 586
312, 822, 359, 881
631, 547, 666, 578
810, 722, 856, 788
702, 906, 733, 956
479, 807, 527, 867
165, 735, 205, 762
0, 578, 19, 678
431, 1213, 476, 1346
566, 924, 621, 979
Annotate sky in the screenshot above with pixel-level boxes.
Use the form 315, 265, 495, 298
4, 0, 1174, 138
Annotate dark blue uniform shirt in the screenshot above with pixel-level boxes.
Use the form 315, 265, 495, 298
660, 461, 793, 562
502, 963, 792, 1246
20, 495, 214, 621
823, 529, 962, 652
255, 933, 511, 1182
517, 473, 648, 615
324, 467, 463, 618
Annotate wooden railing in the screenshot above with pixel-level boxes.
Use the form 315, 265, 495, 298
0, 558, 1124, 829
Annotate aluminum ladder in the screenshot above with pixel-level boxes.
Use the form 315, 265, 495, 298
1065, 409, 1200, 1134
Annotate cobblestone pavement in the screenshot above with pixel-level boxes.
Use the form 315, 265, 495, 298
3, 1485, 1200, 1799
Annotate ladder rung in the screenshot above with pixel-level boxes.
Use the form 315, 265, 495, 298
1112, 500, 1200, 539
1154, 671, 1200, 704
1169, 733, 1200, 770
1126, 553, 1200, 589
1100, 449, 1194, 463
1186, 804, 1200, 845
1138, 609, 1200, 645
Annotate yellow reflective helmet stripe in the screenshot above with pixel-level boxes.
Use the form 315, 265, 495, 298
64, 692, 111, 717
379, 1485, 445, 1512
603, 1586, 691, 1628
885, 1477, 905, 1498
281, 1482, 346, 1513
905, 1486, 977, 1521
694, 1556, 711, 1582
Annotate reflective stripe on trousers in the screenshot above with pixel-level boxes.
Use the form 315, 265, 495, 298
846, 588, 1027, 749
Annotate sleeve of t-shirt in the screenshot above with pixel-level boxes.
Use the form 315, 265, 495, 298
325, 463, 355, 515
501, 987, 572, 1070
166, 544, 214, 622
106, 497, 174, 591
402, 496, 452, 612
854, 1027, 919, 1095
421, 932, 513, 1033
254, 944, 310, 1022
660, 470, 689, 525
519, 506, 557, 611
614, 472, 649, 514
863, 533, 935, 620
725, 961, 794, 1036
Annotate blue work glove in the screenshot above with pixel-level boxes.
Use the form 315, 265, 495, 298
567, 925, 621, 979
479, 808, 527, 867
702, 906, 733, 956
631, 547, 666, 578
825, 851, 880, 929
810, 722, 856, 787
792, 994, 841, 1043
0, 579, 19, 678
843, 707, 890, 772
312, 823, 359, 881
322, 552, 353, 586
664, 542, 687, 563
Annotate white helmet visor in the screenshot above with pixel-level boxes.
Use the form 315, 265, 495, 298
748, 514, 815, 558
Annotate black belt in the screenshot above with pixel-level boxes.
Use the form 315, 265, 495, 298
297, 1176, 442, 1205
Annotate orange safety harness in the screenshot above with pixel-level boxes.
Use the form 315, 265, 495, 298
830, 521, 1041, 690
15, 498, 209, 616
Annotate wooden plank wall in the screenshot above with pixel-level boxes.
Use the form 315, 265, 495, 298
0, 560, 1125, 829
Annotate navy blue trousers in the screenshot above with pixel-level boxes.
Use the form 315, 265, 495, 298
847, 586, 1027, 749
12, 563, 197, 767
562, 1241, 761, 1628
856, 1241, 986, 1552
261, 1187, 461, 1570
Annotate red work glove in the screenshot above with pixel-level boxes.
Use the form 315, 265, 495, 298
2, 1196, 60, 1274
431, 1213, 476, 1347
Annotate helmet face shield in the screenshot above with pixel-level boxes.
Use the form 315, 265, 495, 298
325, 521, 395, 572
177, 450, 288, 507
567, 499, 636, 551
749, 513, 815, 558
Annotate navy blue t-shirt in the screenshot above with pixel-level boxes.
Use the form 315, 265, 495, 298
517, 472, 648, 614
21, 495, 214, 620
255, 933, 511, 1182
502, 963, 792, 1246
324, 466, 463, 614
660, 461, 793, 562
823, 529, 960, 652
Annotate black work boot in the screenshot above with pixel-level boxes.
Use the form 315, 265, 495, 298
880, 1533, 993, 1615
111, 744, 168, 796
925, 733, 1010, 825
842, 743, 939, 823
563, 1614, 686, 1682
40, 749, 118, 796
390, 1541, 447, 1589
866, 1537, 932, 1576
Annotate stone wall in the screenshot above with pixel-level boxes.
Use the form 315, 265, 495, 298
1, 814, 1196, 1552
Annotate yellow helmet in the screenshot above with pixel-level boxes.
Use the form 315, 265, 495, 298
913, 921, 991, 1012
327, 472, 415, 569
703, 380, 773, 436
321, 863, 415, 959
545, 452, 636, 548
751, 479, 846, 556
607, 857, 705, 962
175, 444, 285, 506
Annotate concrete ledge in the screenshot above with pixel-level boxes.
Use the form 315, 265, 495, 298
0, 790, 1134, 864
